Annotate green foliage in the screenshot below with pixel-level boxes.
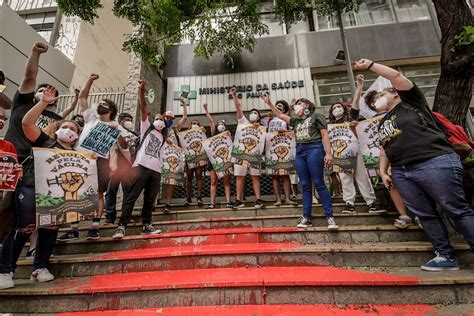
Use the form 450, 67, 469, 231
56, 0, 102, 23
36, 194, 64, 207
455, 25, 474, 47
232, 146, 244, 155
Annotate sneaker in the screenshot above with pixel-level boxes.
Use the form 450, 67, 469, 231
312, 196, 319, 204
297, 217, 313, 228
415, 216, 423, 229
254, 199, 265, 209
394, 215, 413, 229
86, 230, 100, 240
142, 223, 161, 235
327, 217, 339, 231
184, 197, 192, 206
57, 231, 79, 242
342, 203, 356, 214
163, 204, 171, 214
232, 200, 245, 209
225, 203, 234, 208
112, 225, 126, 239
30, 268, 54, 283
206, 204, 216, 209
368, 203, 387, 214
421, 252, 460, 271
284, 199, 298, 206
26, 248, 36, 259
0, 273, 14, 289
273, 200, 282, 206
197, 197, 203, 206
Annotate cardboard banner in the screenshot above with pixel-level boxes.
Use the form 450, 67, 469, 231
0, 152, 21, 191
178, 127, 208, 169
160, 143, 185, 186
36, 110, 63, 129
231, 123, 267, 168
356, 115, 385, 177
202, 131, 234, 178
265, 131, 296, 175
33, 148, 99, 227
328, 123, 359, 174
79, 122, 121, 158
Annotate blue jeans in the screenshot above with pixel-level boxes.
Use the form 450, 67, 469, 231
295, 142, 333, 220
392, 153, 474, 258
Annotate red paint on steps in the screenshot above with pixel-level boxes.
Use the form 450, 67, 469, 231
56, 304, 437, 316
47, 266, 420, 295
97, 243, 301, 261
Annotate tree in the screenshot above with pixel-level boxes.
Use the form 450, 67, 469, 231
431, 0, 474, 126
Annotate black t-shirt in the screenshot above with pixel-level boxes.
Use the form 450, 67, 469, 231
378, 84, 453, 166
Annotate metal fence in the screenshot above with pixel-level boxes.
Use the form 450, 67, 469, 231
56, 89, 127, 118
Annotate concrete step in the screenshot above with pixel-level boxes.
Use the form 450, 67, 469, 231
15, 242, 473, 279
48, 225, 430, 256
2, 266, 474, 313
54, 303, 474, 316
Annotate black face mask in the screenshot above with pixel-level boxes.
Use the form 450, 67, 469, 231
97, 105, 110, 115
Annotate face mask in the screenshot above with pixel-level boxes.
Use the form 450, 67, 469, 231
153, 120, 165, 131
34, 92, 43, 103
165, 119, 173, 127
97, 105, 110, 115
191, 124, 200, 130
293, 104, 304, 116
55, 128, 79, 143
217, 124, 226, 133
123, 121, 134, 131
332, 107, 344, 118
249, 113, 259, 122
374, 96, 388, 111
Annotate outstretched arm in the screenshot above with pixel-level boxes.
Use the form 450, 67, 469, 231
22, 86, 59, 142
60, 88, 80, 118
354, 59, 413, 91
176, 96, 188, 131
203, 103, 215, 134
19, 42, 49, 94
230, 87, 245, 120
138, 80, 148, 122
352, 74, 364, 111
79, 74, 99, 112
261, 94, 290, 124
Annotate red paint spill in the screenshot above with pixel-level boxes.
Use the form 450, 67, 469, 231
56, 304, 438, 316
38, 266, 421, 295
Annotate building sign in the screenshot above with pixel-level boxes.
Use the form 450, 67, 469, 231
166, 68, 314, 115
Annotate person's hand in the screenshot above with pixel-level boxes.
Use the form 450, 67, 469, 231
179, 96, 187, 106
41, 86, 59, 104
230, 87, 237, 97
89, 73, 99, 81
203, 103, 208, 111
381, 174, 393, 190
324, 154, 332, 166
32, 42, 48, 54
350, 120, 359, 128
261, 93, 270, 105
356, 74, 364, 86
166, 138, 173, 145
354, 59, 373, 70
138, 80, 146, 91
73, 88, 80, 98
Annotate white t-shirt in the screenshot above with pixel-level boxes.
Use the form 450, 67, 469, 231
268, 117, 288, 132
238, 116, 249, 125
133, 120, 163, 172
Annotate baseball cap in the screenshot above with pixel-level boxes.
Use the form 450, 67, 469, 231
164, 111, 175, 118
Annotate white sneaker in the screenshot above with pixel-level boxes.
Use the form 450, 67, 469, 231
312, 196, 319, 204
31, 268, 54, 283
112, 225, 126, 239
327, 217, 339, 231
0, 273, 14, 289
273, 201, 282, 206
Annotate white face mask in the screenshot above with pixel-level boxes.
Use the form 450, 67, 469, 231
217, 124, 226, 133
374, 96, 388, 111
55, 128, 78, 143
332, 107, 344, 118
293, 104, 304, 116
35, 91, 55, 105
191, 124, 200, 130
153, 119, 165, 131
123, 121, 134, 131
249, 113, 259, 122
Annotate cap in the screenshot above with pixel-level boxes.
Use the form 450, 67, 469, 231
343, 102, 351, 107
164, 111, 175, 118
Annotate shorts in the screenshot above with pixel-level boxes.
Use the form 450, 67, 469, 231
97, 157, 111, 193
290, 174, 299, 185
234, 163, 260, 176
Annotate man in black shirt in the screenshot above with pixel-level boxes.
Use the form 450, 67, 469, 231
354, 58, 474, 272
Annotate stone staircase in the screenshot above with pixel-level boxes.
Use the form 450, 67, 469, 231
1, 198, 473, 315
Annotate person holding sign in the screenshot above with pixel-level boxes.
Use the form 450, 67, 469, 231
112, 80, 163, 239
263, 95, 338, 231
230, 87, 265, 210
203, 104, 233, 209
355, 58, 474, 271
183, 119, 206, 206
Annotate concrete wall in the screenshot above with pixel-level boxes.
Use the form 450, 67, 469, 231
69, 0, 132, 90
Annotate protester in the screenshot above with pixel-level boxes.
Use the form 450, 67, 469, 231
203, 104, 233, 209
355, 58, 474, 271
230, 87, 264, 209
57, 88, 80, 119
263, 95, 338, 230
0, 70, 12, 110
185, 119, 204, 206
72, 114, 85, 129
112, 80, 162, 239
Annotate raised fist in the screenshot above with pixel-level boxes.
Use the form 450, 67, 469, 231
32, 42, 48, 54
356, 74, 364, 86
242, 137, 257, 154
60, 172, 85, 200
230, 87, 237, 96
138, 80, 146, 90
89, 73, 99, 81
353, 59, 373, 70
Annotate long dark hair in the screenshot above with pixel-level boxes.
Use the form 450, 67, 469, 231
328, 102, 351, 123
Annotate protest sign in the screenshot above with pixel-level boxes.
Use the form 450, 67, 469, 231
231, 123, 266, 168
265, 131, 296, 175
79, 122, 121, 158
328, 123, 358, 173
203, 131, 234, 178
33, 148, 99, 227
178, 127, 208, 169
356, 115, 385, 176
160, 143, 185, 186
0, 152, 21, 191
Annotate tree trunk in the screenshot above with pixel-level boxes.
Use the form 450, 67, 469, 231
432, 0, 474, 126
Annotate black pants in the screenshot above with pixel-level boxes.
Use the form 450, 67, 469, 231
105, 174, 133, 222
0, 185, 58, 273
118, 166, 161, 226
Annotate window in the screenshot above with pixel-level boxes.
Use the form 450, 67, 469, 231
21, 11, 57, 42
399, 63, 440, 98
392, 0, 430, 22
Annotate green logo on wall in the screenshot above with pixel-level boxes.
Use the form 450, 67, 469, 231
173, 85, 197, 102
